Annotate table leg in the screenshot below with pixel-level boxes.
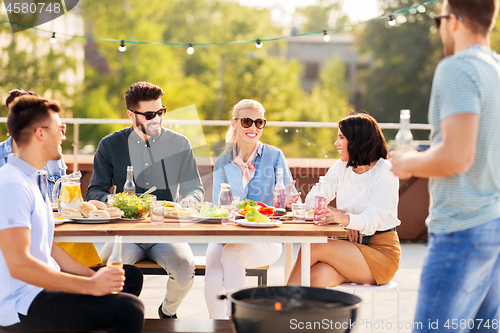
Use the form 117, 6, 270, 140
301, 243, 310, 287
284, 243, 293, 284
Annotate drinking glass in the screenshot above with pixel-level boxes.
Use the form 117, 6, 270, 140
221, 205, 236, 226
150, 203, 165, 225
232, 196, 240, 211
107, 194, 115, 207
292, 203, 306, 223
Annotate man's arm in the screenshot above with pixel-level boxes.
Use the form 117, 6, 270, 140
0, 227, 124, 296
51, 242, 96, 277
391, 113, 479, 178
86, 141, 114, 201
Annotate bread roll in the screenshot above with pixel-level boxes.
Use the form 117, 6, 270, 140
105, 207, 124, 218
88, 200, 107, 210
78, 202, 98, 217
61, 207, 83, 218
89, 210, 111, 219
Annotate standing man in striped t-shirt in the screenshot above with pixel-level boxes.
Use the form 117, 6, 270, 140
391, 0, 500, 331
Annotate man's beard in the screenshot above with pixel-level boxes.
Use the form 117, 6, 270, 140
135, 115, 161, 137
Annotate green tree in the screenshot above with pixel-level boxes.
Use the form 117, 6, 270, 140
356, 0, 443, 138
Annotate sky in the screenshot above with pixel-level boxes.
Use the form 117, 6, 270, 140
239, 0, 380, 24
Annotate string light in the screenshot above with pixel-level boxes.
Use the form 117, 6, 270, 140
187, 43, 195, 55
0, 0, 440, 50
323, 30, 330, 42
49, 32, 56, 44
118, 40, 126, 52
388, 15, 397, 26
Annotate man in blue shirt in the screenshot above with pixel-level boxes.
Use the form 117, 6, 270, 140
0, 96, 144, 332
391, 0, 500, 331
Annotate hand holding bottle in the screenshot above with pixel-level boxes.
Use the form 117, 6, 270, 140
88, 266, 125, 296
284, 180, 301, 208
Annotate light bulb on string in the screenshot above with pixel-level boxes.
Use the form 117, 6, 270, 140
255, 39, 263, 48
118, 40, 126, 52
50, 32, 57, 44
388, 15, 396, 26
417, 5, 426, 13
187, 43, 195, 55
323, 30, 330, 42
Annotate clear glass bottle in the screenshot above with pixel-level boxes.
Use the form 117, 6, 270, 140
123, 166, 135, 195
107, 235, 123, 268
313, 176, 328, 225
219, 183, 232, 206
273, 167, 286, 209
395, 109, 414, 152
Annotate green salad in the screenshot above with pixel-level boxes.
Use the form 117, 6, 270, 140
114, 193, 156, 219
198, 203, 229, 218
238, 199, 256, 210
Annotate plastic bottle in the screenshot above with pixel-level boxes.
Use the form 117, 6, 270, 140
395, 109, 414, 152
123, 166, 136, 195
273, 167, 286, 209
313, 176, 328, 225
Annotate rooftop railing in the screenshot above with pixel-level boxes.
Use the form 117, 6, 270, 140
0, 117, 432, 170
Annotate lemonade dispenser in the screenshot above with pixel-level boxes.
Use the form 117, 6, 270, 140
52, 170, 83, 213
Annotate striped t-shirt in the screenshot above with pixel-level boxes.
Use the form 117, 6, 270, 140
427, 45, 500, 233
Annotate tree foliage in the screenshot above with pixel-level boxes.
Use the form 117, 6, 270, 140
355, 0, 443, 134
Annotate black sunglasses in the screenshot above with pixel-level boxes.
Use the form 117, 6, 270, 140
235, 117, 267, 129
434, 13, 463, 29
129, 106, 167, 121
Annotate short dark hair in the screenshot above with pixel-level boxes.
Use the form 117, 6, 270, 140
5, 89, 39, 108
448, 0, 499, 36
338, 113, 388, 168
7, 96, 61, 147
124, 82, 164, 110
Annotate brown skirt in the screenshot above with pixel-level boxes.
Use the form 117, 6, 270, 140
352, 231, 401, 285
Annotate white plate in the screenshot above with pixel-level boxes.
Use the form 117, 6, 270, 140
54, 217, 70, 225
190, 214, 224, 222
69, 217, 121, 223
238, 219, 283, 228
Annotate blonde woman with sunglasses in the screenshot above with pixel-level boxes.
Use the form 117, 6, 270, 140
204, 99, 300, 319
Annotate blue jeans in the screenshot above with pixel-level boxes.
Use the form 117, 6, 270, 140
413, 217, 500, 333
101, 242, 195, 316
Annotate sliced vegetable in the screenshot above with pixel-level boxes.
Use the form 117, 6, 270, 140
246, 207, 271, 223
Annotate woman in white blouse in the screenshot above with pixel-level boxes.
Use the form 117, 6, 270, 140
287, 113, 401, 287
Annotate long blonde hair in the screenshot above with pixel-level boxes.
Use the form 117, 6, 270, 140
223, 99, 266, 153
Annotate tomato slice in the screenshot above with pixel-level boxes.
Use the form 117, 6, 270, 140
256, 202, 267, 208
238, 209, 248, 216
259, 207, 275, 216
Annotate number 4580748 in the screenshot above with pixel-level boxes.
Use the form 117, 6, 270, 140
5, 2, 61, 14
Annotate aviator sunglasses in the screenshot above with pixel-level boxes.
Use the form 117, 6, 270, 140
235, 117, 267, 129
434, 13, 463, 29
129, 105, 167, 121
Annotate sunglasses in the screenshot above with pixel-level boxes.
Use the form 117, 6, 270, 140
39, 124, 67, 136
235, 117, 267, 129
129, 106, 167, 121
434, 13, 463, 29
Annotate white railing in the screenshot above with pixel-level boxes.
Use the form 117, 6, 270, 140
0, 117, 431, 170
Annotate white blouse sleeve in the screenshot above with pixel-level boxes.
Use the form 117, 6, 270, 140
304, 161, 341, 211
346, 166, 400, 235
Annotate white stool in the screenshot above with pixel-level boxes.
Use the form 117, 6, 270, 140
335, 281, 401, 333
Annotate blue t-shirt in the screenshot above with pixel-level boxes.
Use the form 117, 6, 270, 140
427, 45, 500, 233
0, 156, 60, 326
0, 137, 67, 201
213, 142, 296, 206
